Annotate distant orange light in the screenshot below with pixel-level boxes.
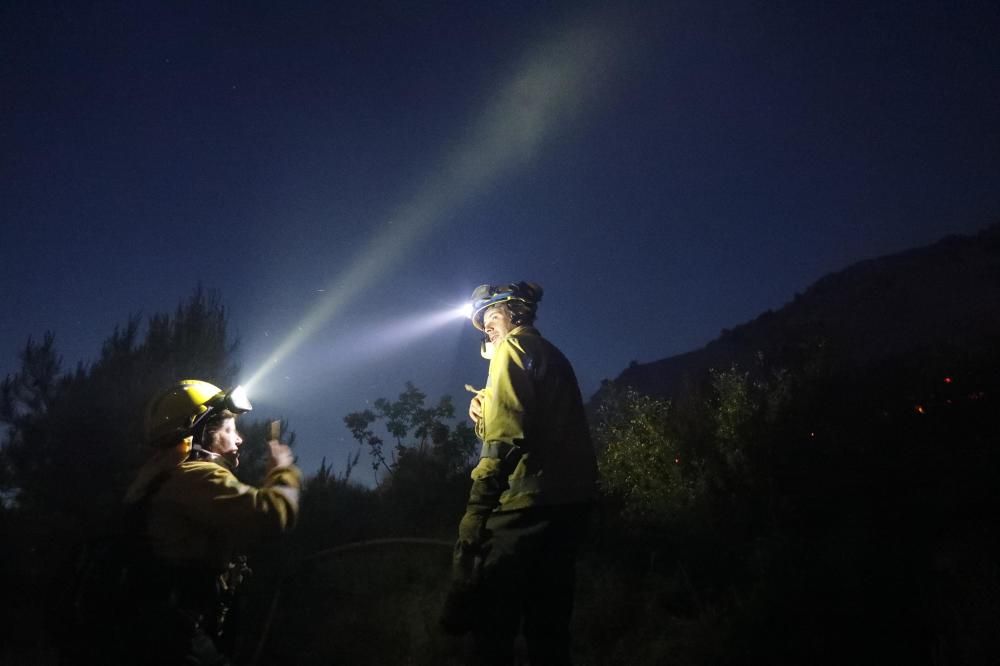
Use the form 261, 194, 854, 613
674, 458, 680, 464
915, 405, 925, 414
809, 432, 816, 438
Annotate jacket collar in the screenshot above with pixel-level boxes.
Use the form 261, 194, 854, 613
506, 324, 539, 338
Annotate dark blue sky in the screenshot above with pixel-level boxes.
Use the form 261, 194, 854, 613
3, 1, 998, 479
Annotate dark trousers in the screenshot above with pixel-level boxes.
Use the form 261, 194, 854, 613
65, 608, 230, 666
119, 573, 232, 666
472, 504, 590, 666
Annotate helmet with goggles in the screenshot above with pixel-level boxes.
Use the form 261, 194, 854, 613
145, 379, 252, 448
469, 281, 543, 331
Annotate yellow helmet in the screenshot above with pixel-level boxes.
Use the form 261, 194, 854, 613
145, 379, 252, 447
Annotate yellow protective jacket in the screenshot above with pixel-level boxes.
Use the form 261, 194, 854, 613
467, 325, 597, 518
125, 451, 302, 571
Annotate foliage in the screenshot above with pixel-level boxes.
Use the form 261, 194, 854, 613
3, 283, 997, 664
338, 382, 478, 540
596, 364, 792, 533
0, 287, 305, 662
292, 458, 380, 553
343, 381, 477, 488
596, 386, 688, 523
0, 288, 248, 527
590, 340, 1000, 665
251, 542, 461, 666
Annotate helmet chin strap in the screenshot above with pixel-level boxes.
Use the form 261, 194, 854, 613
220, 449, 240, 469
189, 443, 239, 470
187, 414, 240, 469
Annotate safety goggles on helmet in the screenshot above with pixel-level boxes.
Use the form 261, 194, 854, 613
190, 383, 252, 429
469, 282, 543, 331
146, 379, 253, 447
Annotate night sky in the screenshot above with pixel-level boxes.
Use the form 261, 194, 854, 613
3, 1, 998, 478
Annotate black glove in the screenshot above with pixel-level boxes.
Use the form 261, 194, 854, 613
440, 473, 500, 635
440, 540, 486, 635
457, 509, 489, 545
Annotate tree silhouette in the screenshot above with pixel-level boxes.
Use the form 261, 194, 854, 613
0, 287, 289, 662
344, 381, 476, 488
342, 382, 477, 536
0, 288, 245, 534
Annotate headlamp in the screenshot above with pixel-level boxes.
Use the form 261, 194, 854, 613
223, 385, 253, 414
452, 302, 475, 320
469, 282, 543, 331
470, 285, 517, 331
190, 384, 253, 433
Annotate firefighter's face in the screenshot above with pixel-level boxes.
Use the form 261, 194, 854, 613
483, 305, 513, 345
209, 417, 243, 466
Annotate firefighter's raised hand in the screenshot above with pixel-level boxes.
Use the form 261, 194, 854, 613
266, 440, 295, 471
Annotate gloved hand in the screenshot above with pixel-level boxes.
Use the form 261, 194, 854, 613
457, 509, 489, 546
452, 537, 486, 584
441, 474, 499, 635
440, 540, 486, 635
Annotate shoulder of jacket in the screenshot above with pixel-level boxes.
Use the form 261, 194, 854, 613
509, 325, 540, 338
493, 336, 528, 366
508, 327, 550, 353
177, 459, 235, 481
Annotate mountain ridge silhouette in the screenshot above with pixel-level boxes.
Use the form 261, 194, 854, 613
597, 222, 1000, 402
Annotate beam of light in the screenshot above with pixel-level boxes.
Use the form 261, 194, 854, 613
245, 303, 473, 402
339, 303, 474, 366
244, 14, 623, 393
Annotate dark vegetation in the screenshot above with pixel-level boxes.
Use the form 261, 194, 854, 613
2, 227, 998, 664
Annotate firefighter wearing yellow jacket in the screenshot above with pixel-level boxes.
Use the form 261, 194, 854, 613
441, 282, 598, 666
122, 379, 301, 665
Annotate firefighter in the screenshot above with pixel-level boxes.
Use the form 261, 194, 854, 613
121, 379, 301, 665
441, 282, 598, 665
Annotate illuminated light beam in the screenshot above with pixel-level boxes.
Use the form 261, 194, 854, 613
244, 15, 624, 391
248, 303, 471, 401
327, 304, 473, 371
